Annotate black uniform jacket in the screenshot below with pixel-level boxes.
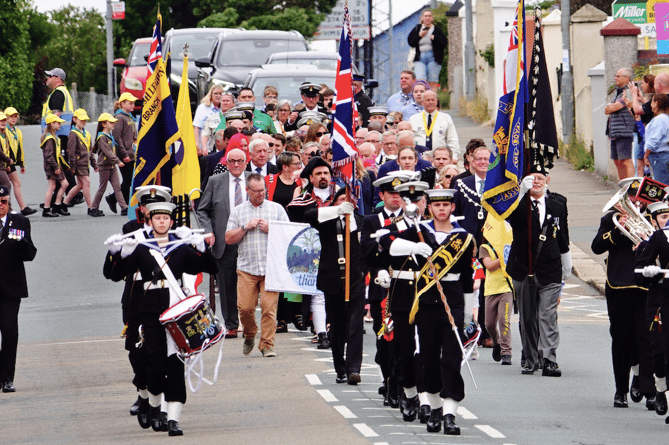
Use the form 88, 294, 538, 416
0, 213, 37, 300
506, 193, 569, 284
591, 211, 646, 290
635, 228, 669, 288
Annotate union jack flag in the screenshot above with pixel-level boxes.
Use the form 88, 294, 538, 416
147, 14, 163, 75
331, 4, 358, 198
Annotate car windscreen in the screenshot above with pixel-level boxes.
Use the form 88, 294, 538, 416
216, 39, 308, 68
169, 33, 219, 61
129, 42, 151, 67
269, 57, 339, 71
250, 74, 335, 105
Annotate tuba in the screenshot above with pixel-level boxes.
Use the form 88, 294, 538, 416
602, 185, 654, 246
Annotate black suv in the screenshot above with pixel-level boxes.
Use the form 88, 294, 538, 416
195, 29, 308, 99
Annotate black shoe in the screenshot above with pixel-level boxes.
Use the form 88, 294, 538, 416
276, 321, 288, 333
418, 404, 431, 424
2, 382, 16, 393
335, 374, 348, 384
88, 208, 104, 217
54, 204, 70, 216
386, 382, 400, 408
521, 363, 538, 375
160, 412, 169, 431
630, 375, 643, 403
168, 420, 183, 436
137, 398, 151, 429
378, 382, 387, 396
400, 394, 420, 422
492, 344, 502, 362
501, 355, 512, 365
316, 332, 330, 349
121, 208, 128, 216
614, 392, 628, 408
347, 372, 361, 386
21, 206, 37, 216
656, 391, 668, 415
150, 405, 163, 432
443, 413, 461, 435
130, 395, 142, 415
426, 407, 443, 433
542, 360, 562, 377
293, 314, 306, 330
106, 194, 117, 213
42, 207, 59, 217
520, 352, 526, 369
647, 395, 656, 411
72, 193, 85, 206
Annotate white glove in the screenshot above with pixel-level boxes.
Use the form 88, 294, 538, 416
106, 234, 123, 255
374, 228, 390, 239
121, 238, 138, 258
375, 270, 391, 288
519, 176, 535, 197
337, 202, 355, 216
642, 265, 662, 278
389, 238, 433, 258
174, 226, 192, 239
318, 206, 340, 222
561, 252, 572, 281
191, 234, 206, 253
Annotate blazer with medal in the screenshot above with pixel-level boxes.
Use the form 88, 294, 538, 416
506, 194, 569, 285
0, 213, 37, 300
379, 220, 474, 309
408, 110, 460, 155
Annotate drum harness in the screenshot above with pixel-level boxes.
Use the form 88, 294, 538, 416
148, 246, 224, 394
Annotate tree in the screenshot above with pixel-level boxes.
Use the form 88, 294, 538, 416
38, 6, 107, 94
0, 0, 35, 113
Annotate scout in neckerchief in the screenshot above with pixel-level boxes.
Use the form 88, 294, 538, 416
379, 188, 475, 436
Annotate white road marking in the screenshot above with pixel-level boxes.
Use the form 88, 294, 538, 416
457, 406, 478, 419
29, 338, 123, 347
476, 424, 506, 438
334, 405, 358, 418
317, 389, 338, 402
354, 423, 379, 437
305, 374, 322, 385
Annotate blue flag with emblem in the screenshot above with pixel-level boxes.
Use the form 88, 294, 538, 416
481, 0, 527, 220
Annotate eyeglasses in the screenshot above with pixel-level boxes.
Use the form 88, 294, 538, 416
247, 188, 265, 194
228, 159, 246, 164
473, 157, 489, 162
265, 95, 278, 99
48, 75, 58, 79
268, 142, 275, 147
290, 161, 301, 166
315, 131, 326, 137
0, 198, 9, 205
367, 139, 380, 143
443, 174, 453, 179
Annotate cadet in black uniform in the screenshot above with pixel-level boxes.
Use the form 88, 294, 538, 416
592, 178, 655, 408
353, 74, 374, 127
380, 188, 474, 435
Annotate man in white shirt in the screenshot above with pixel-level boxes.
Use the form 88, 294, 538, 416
246, 139, 279, 176
409, 91, 460, 159
387, 70, 416, 112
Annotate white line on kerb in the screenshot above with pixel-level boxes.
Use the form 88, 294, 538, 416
475, 424, 506, 438
305, 374, 322, 385
353, 423, 379, 437
317, 389, 338, 402
334, 405, 357, 419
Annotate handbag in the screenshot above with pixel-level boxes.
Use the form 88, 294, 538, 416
407, 47, 416, 70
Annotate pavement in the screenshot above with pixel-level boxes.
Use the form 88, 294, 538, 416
450, 114, 615, 295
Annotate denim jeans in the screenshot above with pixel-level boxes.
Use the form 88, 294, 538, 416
649, 150, 669, 185
414, 50, 441, 83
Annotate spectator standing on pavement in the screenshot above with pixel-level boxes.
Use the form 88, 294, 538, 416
387, 70, 416, 112
40, 113, 70, 217
225, 173, 289, 357
63, 109, 99, 216
642, 93, 669, 184
90, 113, 128, 217
107, 93, 138, 214
274, 100, 297, 135
409, 91, 460, 157
0, 184, 37, 393
194, 85, 224, 156
3, 108, 36, 216
628, 74, 655, 177
606, 68, 636, 181
246, 139, 279, 176
201, 91, 235, 152
408, 9, 447, 88
401, 81, 429, 121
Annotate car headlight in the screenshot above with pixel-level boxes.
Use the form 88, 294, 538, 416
211, 79, 236, 91
124, 78, 143, 90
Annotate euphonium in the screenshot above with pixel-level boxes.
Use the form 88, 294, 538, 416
602, 186, 654, 245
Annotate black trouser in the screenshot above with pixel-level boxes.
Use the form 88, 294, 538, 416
605, 285, 655, 395
392, 310, 417, 390
646, 283, 665, 379
107, 161, 135, 206
0, 298, 21, 384
123, 308, 148, 391
141, 313, 186, 403
215, 246, 239, 330
370, 299, 391, 381
324, 278, 366, 376
415, 303, 465, 401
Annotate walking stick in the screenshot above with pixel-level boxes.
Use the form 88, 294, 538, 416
405, 204, 477, 389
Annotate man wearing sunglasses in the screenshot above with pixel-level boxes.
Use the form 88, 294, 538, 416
0, 185, 37, 393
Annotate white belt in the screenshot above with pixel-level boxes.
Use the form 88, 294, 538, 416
144, 279, 181, 290
391, 270, 460, 282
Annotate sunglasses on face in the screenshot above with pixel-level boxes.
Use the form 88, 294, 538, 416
315, 132, 326, 137
0, 198, 10, 205
268, 143, 275, 147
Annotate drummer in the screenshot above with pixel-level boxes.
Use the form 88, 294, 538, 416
105, 201, 217, 436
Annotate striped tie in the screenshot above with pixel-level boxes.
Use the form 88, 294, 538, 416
234, 177, 242, 207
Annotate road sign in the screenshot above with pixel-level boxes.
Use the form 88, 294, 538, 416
315, 0, 370, 40
111, 1, 125, 20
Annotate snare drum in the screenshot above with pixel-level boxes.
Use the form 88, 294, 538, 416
159, 295, 223, 357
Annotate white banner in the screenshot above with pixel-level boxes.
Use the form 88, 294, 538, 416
265, 221, 323, 295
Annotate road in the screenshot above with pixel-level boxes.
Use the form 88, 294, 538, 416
3, 122, 668, 443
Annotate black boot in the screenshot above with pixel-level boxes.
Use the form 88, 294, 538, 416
316, 332, 330, 349
418, 404, 431, 423
443, 414, 461, 435
130, 395, 142, 416
385, 380, 400, 408
150, 405, 164, 432
630, 375, 642, 403
656, 391, 668, 416
106, 194, 117, 213
399, 394, 419, 422
137, 398, 150, 429
426, 407, 443, 433
160, 412, 169, 431
168, 420, 183, 436
42, 207, 59, 217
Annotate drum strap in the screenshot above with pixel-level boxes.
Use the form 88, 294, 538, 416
148, 249, 188, 302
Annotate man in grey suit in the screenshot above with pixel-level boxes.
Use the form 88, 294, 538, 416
197, 148, 250, 338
